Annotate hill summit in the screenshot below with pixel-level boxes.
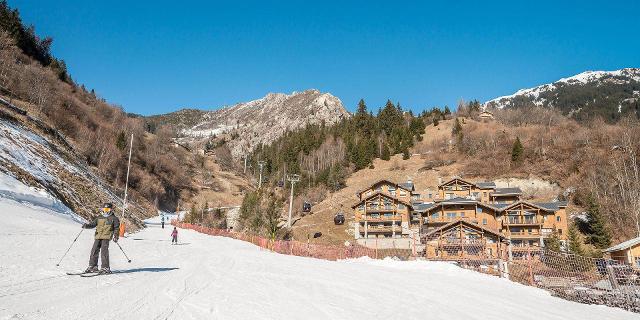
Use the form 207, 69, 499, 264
148, 89, 350, 158
484, 68, 640, 121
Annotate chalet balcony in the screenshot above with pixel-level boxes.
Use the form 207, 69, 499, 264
510, 245, 542, 251
361, 226, 403, 233
503, 216, 541, 226
425, 216, 473, 224
508, 231, 542, 238
429, 239, 488, 247
363, 216, 402, 222
365, 206, 396, 213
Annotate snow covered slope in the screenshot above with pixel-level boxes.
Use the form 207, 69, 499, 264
147, 89, 350, 158
484, 68, 640, 120
0, 110, 145, 224
0, 198, 636, 319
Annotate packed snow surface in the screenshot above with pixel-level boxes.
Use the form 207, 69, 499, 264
0, 199, 636, 319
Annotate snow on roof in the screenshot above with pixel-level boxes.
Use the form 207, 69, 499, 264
604, 236, 640, 253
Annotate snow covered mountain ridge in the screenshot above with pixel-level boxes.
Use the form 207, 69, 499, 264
484, 68, 640, 120
148, 89, 350, 158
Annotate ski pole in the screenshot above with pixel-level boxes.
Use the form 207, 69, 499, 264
115, 241, 132, 263
56, 228, 84, 266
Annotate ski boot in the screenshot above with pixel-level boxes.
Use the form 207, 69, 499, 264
84, 266, 99, 274
98, 268, 112, 275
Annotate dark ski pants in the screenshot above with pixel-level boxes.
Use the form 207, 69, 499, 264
172, 236, 178, 244
89, 239, 110, 269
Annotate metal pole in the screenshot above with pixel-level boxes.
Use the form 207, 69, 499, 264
257, 161, 266, 188
121, 134, 134, 221
287, 174, 300, 228
56, 228, 84, 266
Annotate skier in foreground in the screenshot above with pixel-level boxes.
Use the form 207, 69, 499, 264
171, 227, 178, 245
82, 203, 120, 274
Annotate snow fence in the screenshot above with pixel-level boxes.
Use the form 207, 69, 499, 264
174, 222, 640, 313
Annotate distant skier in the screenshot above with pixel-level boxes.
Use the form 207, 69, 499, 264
161, 216, 165, 229
171, 227, 178, 245
82, 203, 120, 274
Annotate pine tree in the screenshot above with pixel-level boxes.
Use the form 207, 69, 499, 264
264, 193, 282, 239
186, 204, 197, 224
452, 118, 462, 136
356, 99, 367, 114
116, 131, 127, 151
444, 106, 451, 116
511, 137, 524, 162
544, 231, 562, 252
584, 195, 611, 249
433, 117, 439, 126
381, 144, 390, 161
568, 225, 585, 256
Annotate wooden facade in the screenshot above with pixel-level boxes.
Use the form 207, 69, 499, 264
353, 180, 415, 239
352, 178, 568, 256
499, 201, 568, 251
605, 237, 640, 268
422, 220, 505, 260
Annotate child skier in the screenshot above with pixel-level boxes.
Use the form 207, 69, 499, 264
82, 203, 120, 274
171, 227, 178, 244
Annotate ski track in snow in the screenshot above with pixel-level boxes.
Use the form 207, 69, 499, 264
0, 200, 637, 320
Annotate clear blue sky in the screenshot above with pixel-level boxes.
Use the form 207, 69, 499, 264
9, 0, 640, 115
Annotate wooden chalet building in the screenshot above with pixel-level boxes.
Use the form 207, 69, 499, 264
435, 177, 523, 205
352, 177, 569, 258
352, 179, 417, 240
604, 237, 640, 268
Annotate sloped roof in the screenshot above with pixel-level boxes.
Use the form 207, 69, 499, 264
418, 198, 501, 213
500, 200, 565, 213
475, 181, 496, 189
422, 219, 504, 239
491, 187, 523, 195
604, 237, 640, 253
351, 191, 413, 209
398, 182, 415, 191
414, 203, 436, 212
535, 201, 568, 210
438, 177, 476, 187
356, 179, 398, 195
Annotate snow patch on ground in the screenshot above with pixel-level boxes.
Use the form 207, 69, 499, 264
0, 172, 83, 223
0, 200, 637, 319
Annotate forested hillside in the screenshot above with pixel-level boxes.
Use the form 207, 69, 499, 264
0, 1, 193, 215
484, 69, 640, 122
248, 99, 434, 190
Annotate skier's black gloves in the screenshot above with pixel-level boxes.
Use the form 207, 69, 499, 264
113, 237, 119, 243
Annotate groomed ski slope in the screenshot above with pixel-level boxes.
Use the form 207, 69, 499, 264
0, 199, 636, 320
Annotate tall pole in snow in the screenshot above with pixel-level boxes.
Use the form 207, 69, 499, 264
121, 134, 134, 220
287, 174, 300, 228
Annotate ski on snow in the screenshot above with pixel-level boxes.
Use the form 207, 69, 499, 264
79, 271, 119, 277
66, 271, 95, 276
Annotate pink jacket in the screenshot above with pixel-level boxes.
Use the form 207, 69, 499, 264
171, 229, 178, 237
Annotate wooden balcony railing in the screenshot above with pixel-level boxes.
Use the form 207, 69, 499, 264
504, 216, 541, 225
363, 216, 402, 222
362, 226, 403, 233
365, 207, 396, 213
508, 231, 542, 237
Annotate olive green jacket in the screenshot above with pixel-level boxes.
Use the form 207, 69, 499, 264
84, 213, 120, 240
